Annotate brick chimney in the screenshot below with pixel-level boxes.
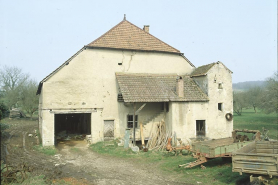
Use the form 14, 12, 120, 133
176, 76, 184, 98
143, 25, 149, 33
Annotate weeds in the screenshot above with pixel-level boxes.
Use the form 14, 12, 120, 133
70, 147, 80, 152
9, 175, 47, 185
33, 145, 56, 156
90, 140, 135, 158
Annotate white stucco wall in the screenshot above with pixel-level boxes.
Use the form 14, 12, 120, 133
40, 48, 194, 146
170, 62, 233, 144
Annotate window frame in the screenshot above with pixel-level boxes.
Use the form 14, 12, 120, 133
218, 103, 223, 111
196, 120, 206, 137
127, 114, 138, 128
218, 83, 223, 89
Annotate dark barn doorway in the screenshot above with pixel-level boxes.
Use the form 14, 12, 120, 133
55, 113, 91, 141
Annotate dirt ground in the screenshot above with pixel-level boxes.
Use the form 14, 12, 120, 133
1, 119, 190, 185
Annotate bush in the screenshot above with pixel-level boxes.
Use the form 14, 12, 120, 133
0, 102, 8, 120
0, 123, 10, 138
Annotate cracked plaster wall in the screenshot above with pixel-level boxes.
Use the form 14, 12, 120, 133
40, 48, 194, 146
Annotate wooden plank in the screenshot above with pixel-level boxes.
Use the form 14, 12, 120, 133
140, 122, 145, 145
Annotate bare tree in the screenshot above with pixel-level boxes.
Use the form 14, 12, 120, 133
20, 79, 39, 119
259, 72, 278, 114
0, 66, 29, 109
246, 87, 263, 113
233, 92, 246, 116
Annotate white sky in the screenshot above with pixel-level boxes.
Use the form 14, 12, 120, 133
0, 0, 277, 83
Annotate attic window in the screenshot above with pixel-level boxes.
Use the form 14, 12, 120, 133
218, 83, 223, 89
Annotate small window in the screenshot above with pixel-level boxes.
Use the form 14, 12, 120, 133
161, 102, 169, 112
196, 120, 205, 137
218, 103, 223, 111
117, 93, 124, 102
218, 83, 223, 89
127, 115, 138, 128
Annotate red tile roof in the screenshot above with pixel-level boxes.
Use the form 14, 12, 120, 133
87, 20, 180, 53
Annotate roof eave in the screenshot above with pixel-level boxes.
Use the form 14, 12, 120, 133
85, 46, 183, 55
190, 74, 207, 77
36, 47, 86, 95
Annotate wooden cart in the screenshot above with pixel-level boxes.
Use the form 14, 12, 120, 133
179, 129, 260, 168
232, 141, 278, 177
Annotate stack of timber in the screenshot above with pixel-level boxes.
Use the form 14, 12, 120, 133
146, 120, 172, 151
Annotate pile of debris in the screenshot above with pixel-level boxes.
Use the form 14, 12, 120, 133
146, 120, 173, 151
9, 108, 26, 118
56, 131, 86, 141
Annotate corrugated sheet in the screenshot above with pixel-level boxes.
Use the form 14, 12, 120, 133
116, 73, 209, 102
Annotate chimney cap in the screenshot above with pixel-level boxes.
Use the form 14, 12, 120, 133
143, 25, 150, 33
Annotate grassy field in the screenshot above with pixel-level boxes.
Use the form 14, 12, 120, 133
233, 108, 278, 140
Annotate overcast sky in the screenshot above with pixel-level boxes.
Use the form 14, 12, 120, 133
0, 0, 277, 83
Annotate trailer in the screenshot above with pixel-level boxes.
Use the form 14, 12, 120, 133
232, 141, 278, 179
179, 129, 260, 168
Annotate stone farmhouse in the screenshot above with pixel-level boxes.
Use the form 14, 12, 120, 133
37, 17, 233, 146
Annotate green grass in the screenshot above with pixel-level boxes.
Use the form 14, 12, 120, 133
9, 175, 47, 185
234, 109, 278, 140
90, 110, 278, 184
89, 140, 136, 157
33, 145, 57, 156
90, 141, 250, 185
70, 147, 80, 152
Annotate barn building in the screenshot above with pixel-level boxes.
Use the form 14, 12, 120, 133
37, 17, 233, 146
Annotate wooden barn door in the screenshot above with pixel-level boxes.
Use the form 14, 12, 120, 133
104, 120, 114, 140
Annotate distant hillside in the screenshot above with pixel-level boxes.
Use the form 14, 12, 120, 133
233, 81, 266, 91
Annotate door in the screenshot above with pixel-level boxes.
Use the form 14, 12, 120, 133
104, 120, 114, 140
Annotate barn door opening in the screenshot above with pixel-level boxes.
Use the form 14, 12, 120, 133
54, 113, 91, 144
104, 120, 114, 140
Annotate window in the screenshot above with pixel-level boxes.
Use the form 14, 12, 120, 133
127, 115, 138, 128
161, 102, 169, 112
218, 103, 223, 111
218, 83, 223, 89
117, 93, 124, 102
196, 120, 205, 137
